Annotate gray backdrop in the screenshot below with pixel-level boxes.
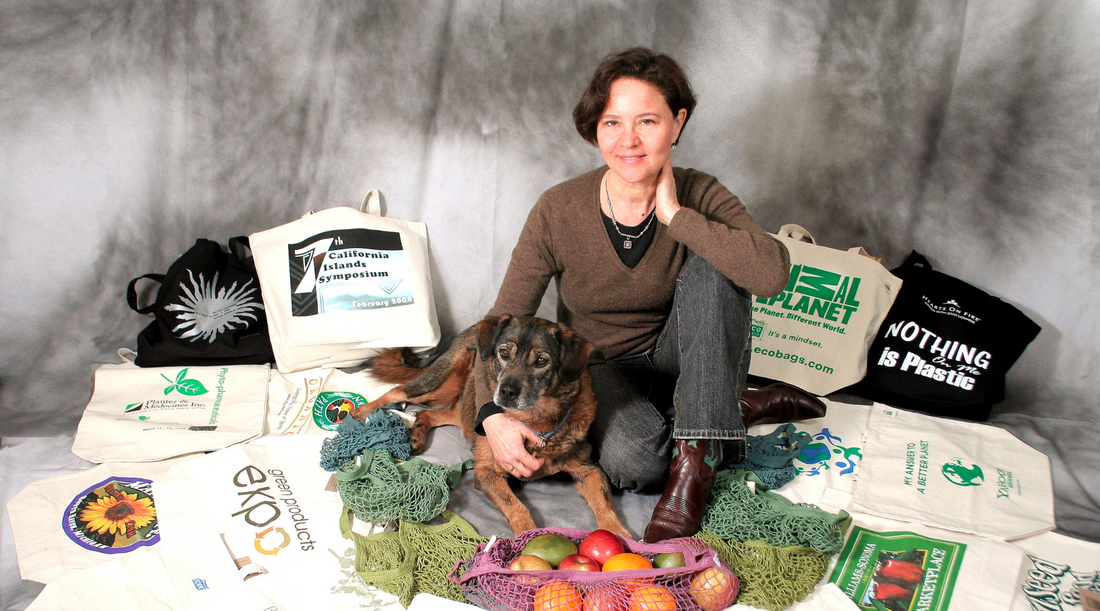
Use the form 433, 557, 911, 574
2, 0, 1097, 541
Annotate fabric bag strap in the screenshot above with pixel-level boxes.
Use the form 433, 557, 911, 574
777, 223, 816, 244
126, 273, 166, 314
360, 189, 385, 216
899, 250, 933, 270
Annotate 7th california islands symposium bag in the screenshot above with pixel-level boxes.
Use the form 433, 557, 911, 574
250, 190, 441, 373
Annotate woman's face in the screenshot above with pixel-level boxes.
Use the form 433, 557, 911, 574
597, 78, 686, 188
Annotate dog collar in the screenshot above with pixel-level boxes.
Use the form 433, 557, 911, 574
536, 403, 573, 445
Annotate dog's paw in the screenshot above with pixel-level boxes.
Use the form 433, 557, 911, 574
409, 425, 428, 454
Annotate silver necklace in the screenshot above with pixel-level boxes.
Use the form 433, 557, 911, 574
604, 178, 656, 250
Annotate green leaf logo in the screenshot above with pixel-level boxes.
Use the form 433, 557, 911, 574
161, 369, 209, 396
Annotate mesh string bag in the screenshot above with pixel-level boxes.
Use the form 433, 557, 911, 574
452, 527, 740, 611
336, 448, 472, 524
319, 406, 411, 472
694, 531, 829, 611
700, 469, 850, 554
341, 508, 487, 607
724, 423, 810, 489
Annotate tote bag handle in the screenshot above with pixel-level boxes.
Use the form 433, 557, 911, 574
359, 189, 385, 216
777, 223, 816, 244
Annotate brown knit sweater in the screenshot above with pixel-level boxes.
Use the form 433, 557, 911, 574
489, 167, 790, 359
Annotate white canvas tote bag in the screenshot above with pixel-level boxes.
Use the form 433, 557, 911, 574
249, 190, 441, 373
71, 361, 269, 463
25, 530, 242, 610
153, 435, 366, 609
1010, 531, 1100, 611
829, 511, 1026, 611
265, 367, 399, 435
6, 456, 196, 584
750, 225, 902, 396
851, 405, 1055, 540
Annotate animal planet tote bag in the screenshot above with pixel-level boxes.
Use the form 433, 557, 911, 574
71, 361, 268, 463
249, 190, 441, 373
851, 405, 1055, 541
750, 224, 902, 396
153, 435, 366, 609
6, 456, 195, 584
127, 237, 275, 367
852, 251, 1041, 421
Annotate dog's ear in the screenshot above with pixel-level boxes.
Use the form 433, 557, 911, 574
476, 315, 512, 361
556, 326, 594, 383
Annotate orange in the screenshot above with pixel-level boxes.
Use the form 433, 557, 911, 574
601, 553, 653, 572
689, 566, 738, 611
535, 580, 583, 611
583, 584, 630, 611
628, 584, 676, 611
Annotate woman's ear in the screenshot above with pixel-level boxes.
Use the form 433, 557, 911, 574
476, 315, 512, 361
556, 325, 594, 384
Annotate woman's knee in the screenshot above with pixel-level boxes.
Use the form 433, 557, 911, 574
598, 439, 669, 491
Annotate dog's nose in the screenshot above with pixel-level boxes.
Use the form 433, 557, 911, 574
498, 380, 520, 404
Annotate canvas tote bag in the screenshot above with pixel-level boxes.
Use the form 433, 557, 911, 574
6, 456, 196, 584
851, 405, 1055, 541
249, 190, 441, 373
71, 361, 269, 463
750, 224, 902, 396
851, 251, 1041, 421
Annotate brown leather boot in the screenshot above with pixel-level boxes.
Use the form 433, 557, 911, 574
644, 439, 721, 543
739, 382, 827, 429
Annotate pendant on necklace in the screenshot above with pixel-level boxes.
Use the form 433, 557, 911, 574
623, 239, 633, 250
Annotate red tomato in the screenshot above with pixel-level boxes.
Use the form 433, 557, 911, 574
578, 530, 626, 567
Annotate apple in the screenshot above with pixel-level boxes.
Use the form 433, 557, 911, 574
509, 554, 553, 572
653, 552, 686, 568
578, 529, 625, 567
558, 553, 601, 572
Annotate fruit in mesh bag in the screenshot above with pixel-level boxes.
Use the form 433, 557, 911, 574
689, 566, 738, 611
601, 553, 653, 572
509, 554, 554, 571
583, 583, 631, 611
652, 552, 686, 568
523, 533, 580, 569
628, 583, 676, 611
535, 580, 583, 611
559, 553, 601, 572
579, 529, 626, 566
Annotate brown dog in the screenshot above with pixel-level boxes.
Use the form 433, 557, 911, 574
351, 315, 631, 538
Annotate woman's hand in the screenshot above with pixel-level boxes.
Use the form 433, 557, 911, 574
481, 413, 545, 477
654, 157, 681, 225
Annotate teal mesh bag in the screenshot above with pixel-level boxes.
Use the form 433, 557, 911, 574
336, 449, 472, 524
701, 469, 850, 554
725, 424, 810, 489
320, 406, 412, 471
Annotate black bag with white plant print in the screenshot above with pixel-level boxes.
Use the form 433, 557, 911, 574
127, 237, 275, 367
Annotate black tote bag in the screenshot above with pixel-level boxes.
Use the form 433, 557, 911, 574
849, 251, 1040, 420
127, 237, 275, 367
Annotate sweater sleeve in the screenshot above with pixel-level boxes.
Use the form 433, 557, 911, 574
488, 194, 559, 318
666, 170, 791, 297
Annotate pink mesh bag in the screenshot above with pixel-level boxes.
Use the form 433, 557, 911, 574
450, 527, 739, 611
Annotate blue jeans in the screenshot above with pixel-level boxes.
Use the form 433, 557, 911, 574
588, 253, 753, 491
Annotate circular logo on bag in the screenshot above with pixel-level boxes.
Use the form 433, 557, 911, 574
941, 458, 984, 487
313, 391, 369, 430
63, 477, 160, 554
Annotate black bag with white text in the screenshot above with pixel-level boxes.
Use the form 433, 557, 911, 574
127, 237, 275, 367
849, 251, 1039, 421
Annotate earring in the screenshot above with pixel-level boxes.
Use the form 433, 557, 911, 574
672, 143, 678, 152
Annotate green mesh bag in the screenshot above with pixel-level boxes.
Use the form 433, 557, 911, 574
695, 532, 829, 611
336, 449, 472, 524
701, 469, 850, 554
341, 508, 487, 607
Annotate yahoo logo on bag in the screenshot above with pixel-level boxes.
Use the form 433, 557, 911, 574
755, 264, 863, 326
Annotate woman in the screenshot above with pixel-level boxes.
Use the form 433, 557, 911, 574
477, 48, 825, 542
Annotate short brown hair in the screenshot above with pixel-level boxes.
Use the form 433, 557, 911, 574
573, 47, 697, 146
